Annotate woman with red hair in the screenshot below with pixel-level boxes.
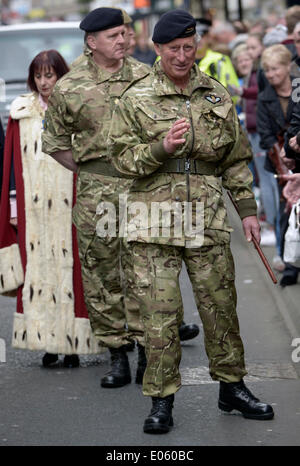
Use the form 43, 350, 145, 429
0, 50, 100, 367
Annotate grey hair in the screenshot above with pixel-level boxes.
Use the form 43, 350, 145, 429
84, 31, 100, 48
157, 34, 200, 49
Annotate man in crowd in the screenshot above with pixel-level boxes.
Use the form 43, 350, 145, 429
108, 9, 274, 434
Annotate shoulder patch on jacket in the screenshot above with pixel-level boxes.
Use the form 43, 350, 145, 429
205, 94, 221, 104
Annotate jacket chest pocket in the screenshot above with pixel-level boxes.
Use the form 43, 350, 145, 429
136, 104, 177, 142
194, 106, 234, 155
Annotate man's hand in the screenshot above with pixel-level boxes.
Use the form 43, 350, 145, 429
289, 135, 300, 153
9, 217, 17, 227
163, 118, 190, 154
242, 215, 261, 244
279, 146, 296, 170
281, 173, 300, 205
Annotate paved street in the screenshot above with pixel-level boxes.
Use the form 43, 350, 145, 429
0, 206, 300, 447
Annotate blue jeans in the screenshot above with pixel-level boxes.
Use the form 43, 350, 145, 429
248, 133, 281, 255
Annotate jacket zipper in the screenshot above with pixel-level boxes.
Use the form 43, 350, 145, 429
185, 99, 195, 204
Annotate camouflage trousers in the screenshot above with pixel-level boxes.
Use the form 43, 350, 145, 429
128, 241, 247, 398
73, 171, 145, 349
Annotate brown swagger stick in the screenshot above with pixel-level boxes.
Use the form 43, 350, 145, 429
227, 191, 278, 284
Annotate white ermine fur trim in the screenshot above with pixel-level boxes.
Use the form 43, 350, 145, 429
12, 314, 100, 354
0, 244, 24, 293
10, 93, 101, 354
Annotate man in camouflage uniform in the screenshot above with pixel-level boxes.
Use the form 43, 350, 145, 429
108, 10, 274, 433
42, 7, 200, 388
42, 7, 151, 387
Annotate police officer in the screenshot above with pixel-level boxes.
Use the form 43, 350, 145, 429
42, 7, 199, 389
108, 10, 274, 433
195, 18, 239, 92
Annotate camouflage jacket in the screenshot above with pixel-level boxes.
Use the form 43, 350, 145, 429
42, 51, 150, 163
108, 62, 256, 247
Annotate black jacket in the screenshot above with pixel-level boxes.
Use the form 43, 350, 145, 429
257, 80, 294, 151
257, 77, 295, 172
284, 109, 300, 168
283, 61, 300, 167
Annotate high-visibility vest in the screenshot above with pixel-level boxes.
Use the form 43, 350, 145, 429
198, 49, 239, 89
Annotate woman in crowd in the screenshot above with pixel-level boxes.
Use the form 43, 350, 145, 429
257, 44, 299, 286
232, 43, 253, 80
230, 44, 254, 134
0, 50, 100, 365
246, 33, 265, 90
230, 44, 258, 184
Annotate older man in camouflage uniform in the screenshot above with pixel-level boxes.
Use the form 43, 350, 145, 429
42, 7, 199, 387
108, 10, 274, 433
41, 7, 152, 387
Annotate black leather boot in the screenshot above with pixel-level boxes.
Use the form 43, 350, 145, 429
42, 353, 58, 367
280, 274, 298, 287
101, 346, 131, 388
63, 354, 80, 368
179, 320, 200, 341
135, 343, 147, 384
218, 380, 274, 420
143, 394, 174, 434
280, 264, 298, 287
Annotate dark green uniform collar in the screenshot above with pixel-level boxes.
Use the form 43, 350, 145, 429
87, 52, 134, 84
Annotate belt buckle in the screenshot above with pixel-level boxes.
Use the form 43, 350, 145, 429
184, 159, 191, 173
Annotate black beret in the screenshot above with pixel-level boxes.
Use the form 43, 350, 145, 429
80, 7, 124, 33
152, 9, 196, 44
